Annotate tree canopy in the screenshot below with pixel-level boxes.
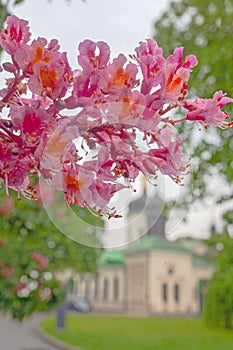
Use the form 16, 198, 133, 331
153, 0, 233, 329
153, 0, 233, 202
0, 0, 100, 322
204, 233, 233, 329
0, 187, 102, 320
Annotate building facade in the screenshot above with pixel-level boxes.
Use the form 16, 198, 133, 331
71, 236, 213, 316
67, 189, 214, 316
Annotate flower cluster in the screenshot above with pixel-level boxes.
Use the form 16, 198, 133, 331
0, 16, 232, 217
0, 237, 64, 320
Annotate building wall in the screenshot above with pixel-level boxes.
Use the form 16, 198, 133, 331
91, 265, 125, 312
124, 252, 149, 315
66, 249, 214, 317
148, 250, 198, 314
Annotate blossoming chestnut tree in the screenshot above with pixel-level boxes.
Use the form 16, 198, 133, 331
0, 191, 102, 320
0, 15, 232, 218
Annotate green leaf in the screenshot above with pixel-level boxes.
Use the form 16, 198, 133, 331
13, 0, 25, 5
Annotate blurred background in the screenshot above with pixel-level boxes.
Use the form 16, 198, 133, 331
0, 0, 232, 349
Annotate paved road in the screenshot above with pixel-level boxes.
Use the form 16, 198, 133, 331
0, 313, 59, 350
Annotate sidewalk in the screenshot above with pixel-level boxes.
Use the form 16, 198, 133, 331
0, 313, 60, 350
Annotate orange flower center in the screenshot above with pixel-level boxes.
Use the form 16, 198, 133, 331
166, 73, 182, 92
39, 68, 57, 90
29, 46, 51, 69
33, 46, 44, 64
112, 67, 130, 86
46, 134, 67, 155
65, 173, 82, 191
122, 96, 132, 114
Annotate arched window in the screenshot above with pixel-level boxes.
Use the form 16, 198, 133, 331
103, 278, 109, 301
113, 277, 119, 302
174, 283, 180, 303
162, 283, 168, 303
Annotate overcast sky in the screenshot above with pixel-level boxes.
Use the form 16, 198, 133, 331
8, 0, 222, 245
13, 0, 170, 66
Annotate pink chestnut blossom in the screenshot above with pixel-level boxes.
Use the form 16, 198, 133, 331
149, 133, 186, 181
51, 165, 94, 207
28, 50, 73, 100
88, 180, 125, 213
78, 39, 110, 71
67, 40, 111, 108
135, 128, 186, 183
183, 90, 233, 127
0, 15, 232, 217
146, 47, 198, 111
161, 47, 198, 103
100, 54, 138, 94
0, 15, 31, 55
135, 38, 165, 95
135, 40, 197, 112
0, 139, 34, 196
14, 37, 49, 74
10, 100, 52, 148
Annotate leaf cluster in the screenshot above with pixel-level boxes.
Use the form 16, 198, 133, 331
153, 0, 233, 329
153, 0, 233, 203
203, 234, 233, 329
0, 188, 102, 320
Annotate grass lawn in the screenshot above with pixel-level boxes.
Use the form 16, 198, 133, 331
40, 314, 233, 350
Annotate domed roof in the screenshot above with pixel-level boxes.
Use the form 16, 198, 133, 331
128, 188, 165, 236
129, 189, 163, 214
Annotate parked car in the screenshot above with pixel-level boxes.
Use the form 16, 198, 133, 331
66, 297, 91, 313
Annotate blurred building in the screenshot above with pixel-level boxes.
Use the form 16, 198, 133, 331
69, 189, 214, 316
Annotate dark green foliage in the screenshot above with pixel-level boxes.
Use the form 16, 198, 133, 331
153, 0, 233, 202
153, 0, 233, 330
0, 0, 99, 321
154, 0, 232, 98
204, 234, 233, 329
0, 189, 102, 321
